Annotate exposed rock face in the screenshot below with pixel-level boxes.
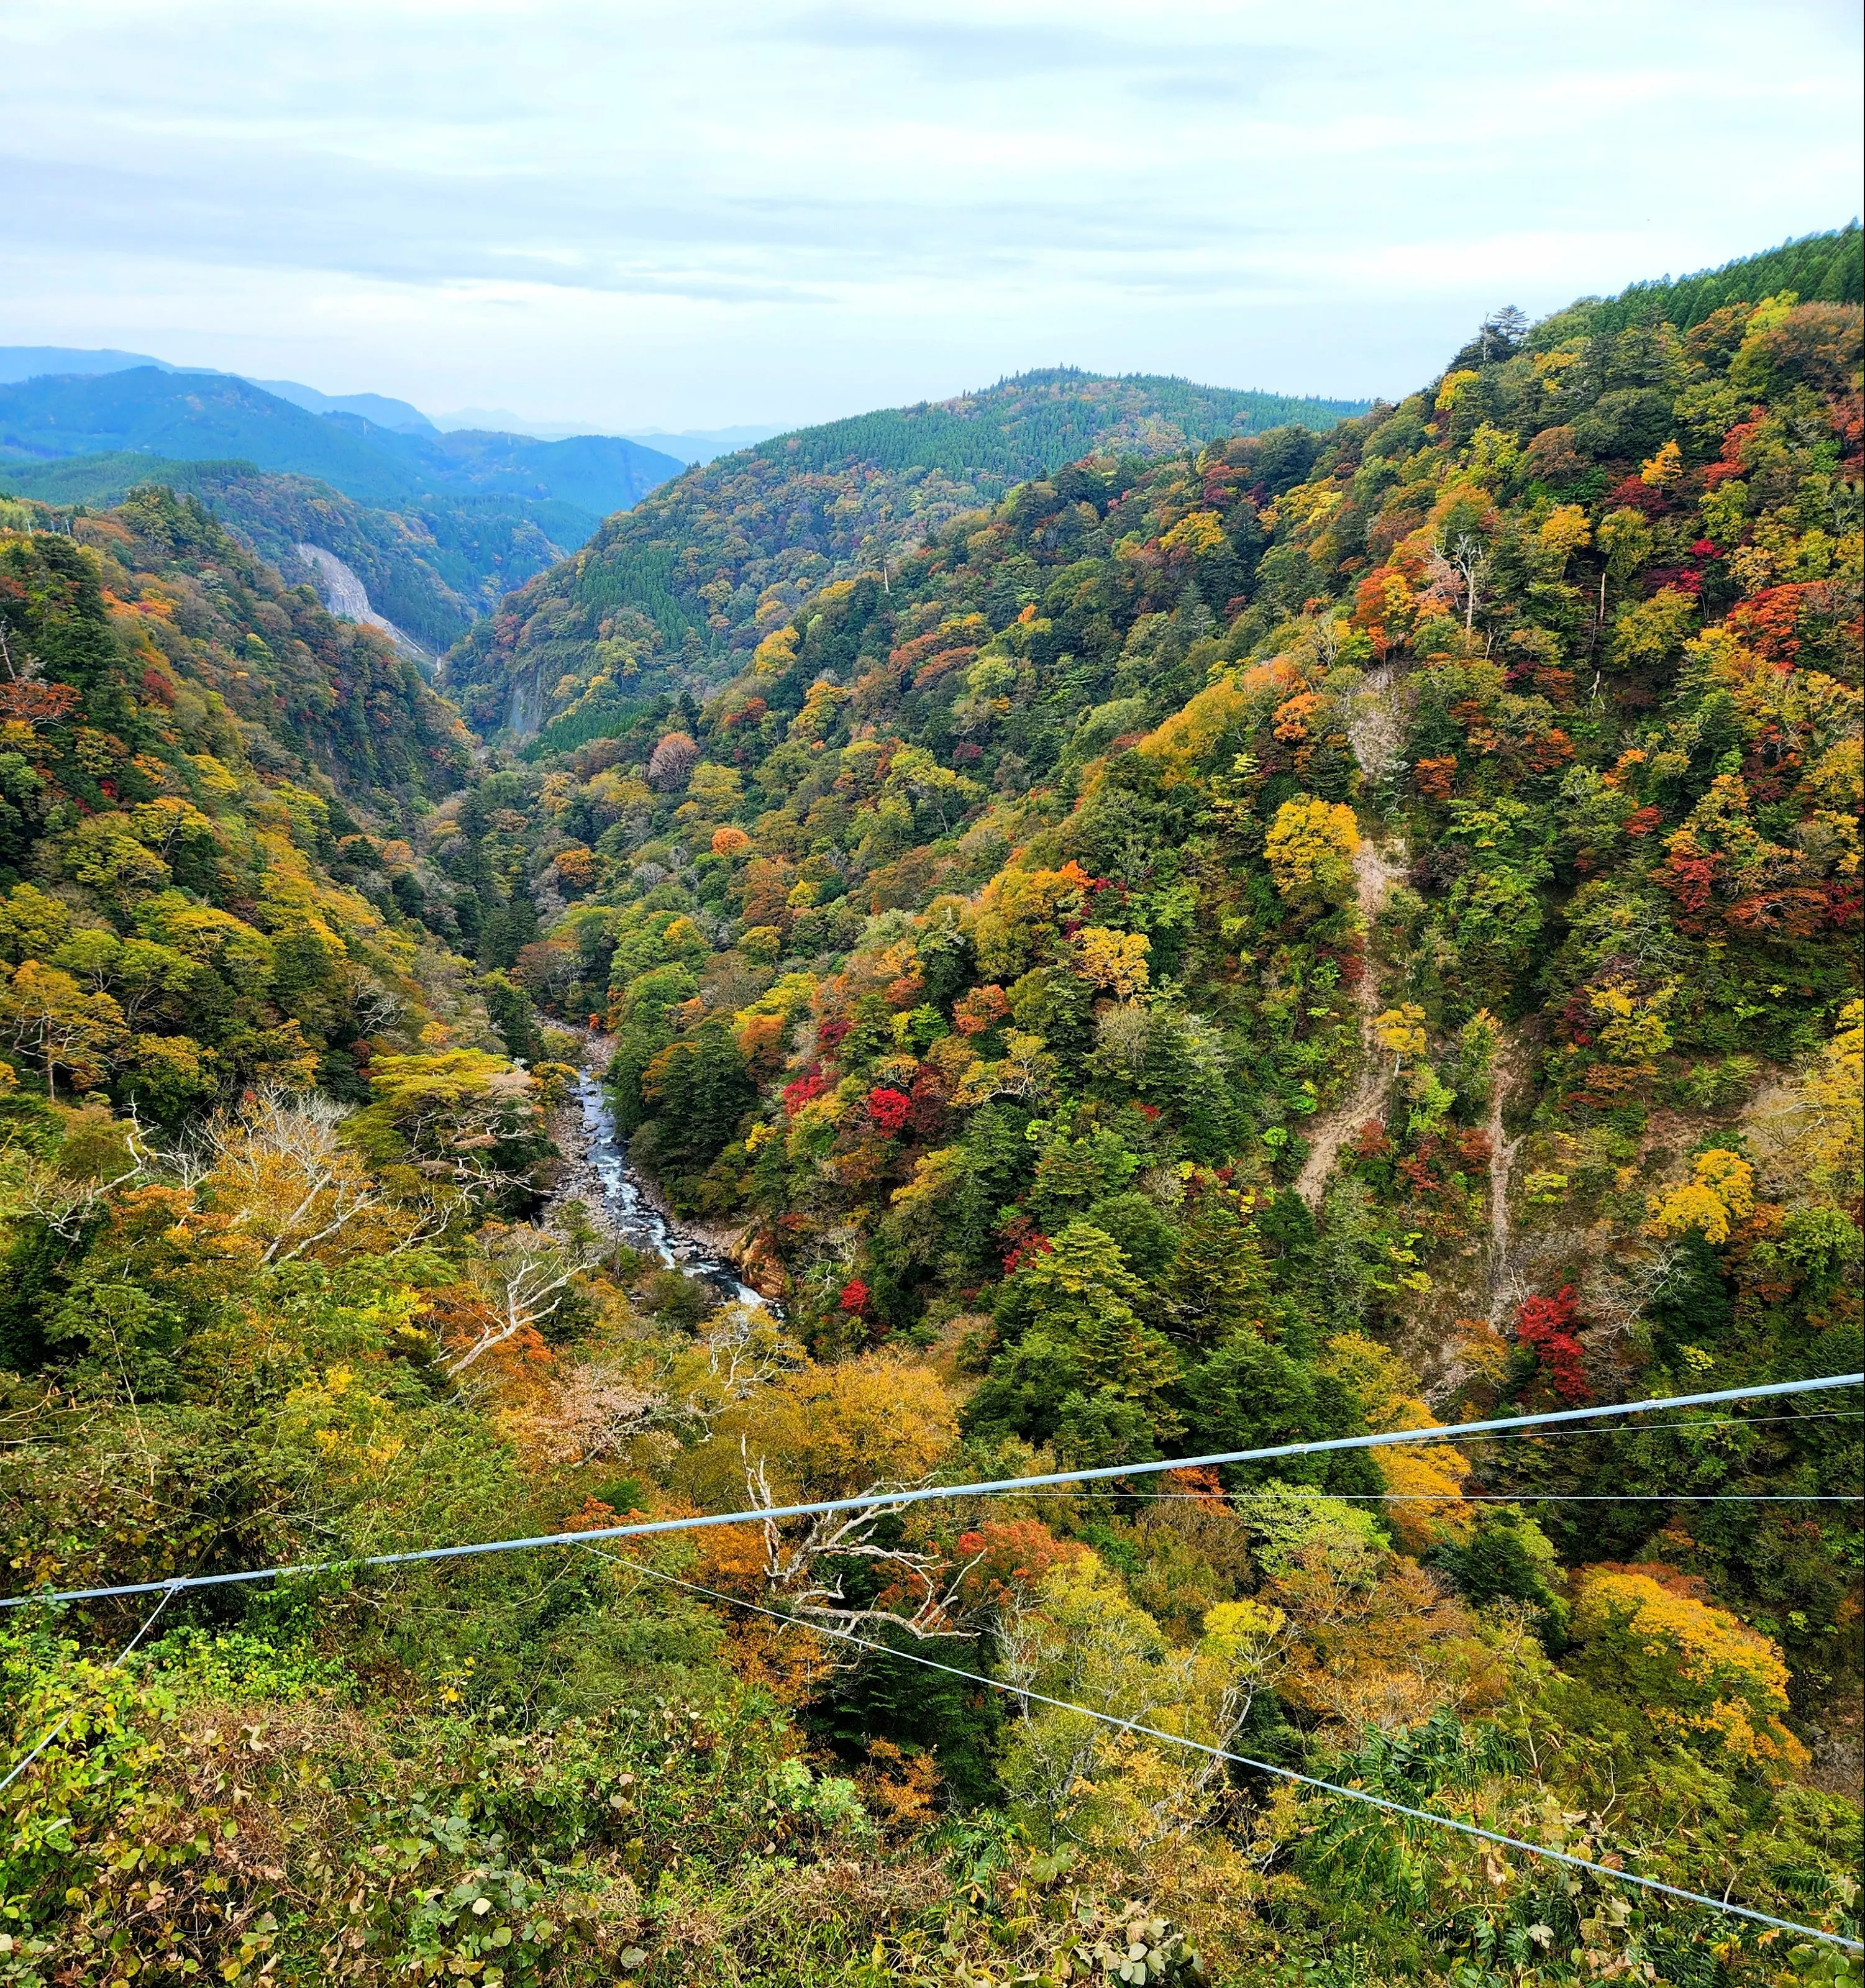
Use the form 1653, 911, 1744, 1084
293, 540, 429, 660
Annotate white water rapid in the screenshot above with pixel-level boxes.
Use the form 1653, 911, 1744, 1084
566, 1065, 770, 1311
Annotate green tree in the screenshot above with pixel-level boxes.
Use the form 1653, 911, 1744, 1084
478, 969, 545, 1063
1178, 1330, 1379, 1494
1167, 1190, 1269, 1344
964, 1220, 1181, 1462
633, 1020, 756, 1179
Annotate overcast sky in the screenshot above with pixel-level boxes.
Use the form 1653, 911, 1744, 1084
1, 0, 1858, 431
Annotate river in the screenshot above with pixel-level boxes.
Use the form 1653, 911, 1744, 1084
563, 1064, 771, 1311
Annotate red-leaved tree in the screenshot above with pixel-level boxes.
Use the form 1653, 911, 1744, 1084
867, 1087, 913, 1135
1516, 1285, 1591, 1402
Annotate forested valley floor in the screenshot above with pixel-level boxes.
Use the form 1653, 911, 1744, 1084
2, 232, 1862, 1986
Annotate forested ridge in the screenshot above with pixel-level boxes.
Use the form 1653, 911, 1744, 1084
763, 372, 1370, 480
2, 232, 1862, 1986
1572, 226, 1861, 339
0, 453, 578, 655
442, 369, 1373, 743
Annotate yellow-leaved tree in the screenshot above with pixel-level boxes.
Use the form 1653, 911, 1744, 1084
195, 1089, 433, 1269
672, 1352, 965, 1652
1570, 1567, 1807, 1771
996, 1550, 1285, 1855
1646, 1148, 1756, 1246
1244, 1491, 1505, 1734
1753, 998, 1862, 1211
1265, 796, 1359, 909
1322, 1334, 1472, 1553
1374, 1002, 1429, 1070
1073, 926, 1151, 998
0, 961, 126, 1097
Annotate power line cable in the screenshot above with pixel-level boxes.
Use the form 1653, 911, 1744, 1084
0, 1582, 179, 1797
588, 1550, 1863, 1955
978, 1491, 1859, 1504
4, 1372, 1858, 1613
1443, 1408, 1861, 1443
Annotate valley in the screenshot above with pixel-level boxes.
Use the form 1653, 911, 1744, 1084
0, 223, 1861, 1985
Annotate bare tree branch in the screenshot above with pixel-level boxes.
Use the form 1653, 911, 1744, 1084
447, 1224, 601, 1375
739, 1443, 980, 1646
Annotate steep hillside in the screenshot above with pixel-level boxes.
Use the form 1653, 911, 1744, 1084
0, 490, 652, 1987
422, 235, 1864, 1948
0, 455, 494, 651
498, 256, 1861, 1384
0, 485, 503, 1123
443, 368, 1373, 737
0, 450, 603, 652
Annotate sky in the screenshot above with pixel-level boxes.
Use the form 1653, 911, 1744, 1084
1, 0, 1858, 433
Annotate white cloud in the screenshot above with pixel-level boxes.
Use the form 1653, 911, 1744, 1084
0, 0, 1854, 427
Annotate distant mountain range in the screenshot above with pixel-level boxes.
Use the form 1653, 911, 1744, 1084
0, 346, 442, 435
0, 362, 682, 518
621, 425, 790, 464
0, 345, 175, 381
0, 348, 777, 460
427, 408, 785, 462
0, 356, 693, 648
248, 377, 439, 435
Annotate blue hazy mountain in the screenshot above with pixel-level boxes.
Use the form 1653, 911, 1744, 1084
1, 351, 780, 467
626, 424, 788, 463
247, 377, 439, 435
0, 345, 182, 381
0, 365, 683, 520
429, 412, 787, 462
2, 349, 439, 440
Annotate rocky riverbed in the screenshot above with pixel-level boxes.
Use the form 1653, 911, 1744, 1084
544, 1042, 767, 1310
